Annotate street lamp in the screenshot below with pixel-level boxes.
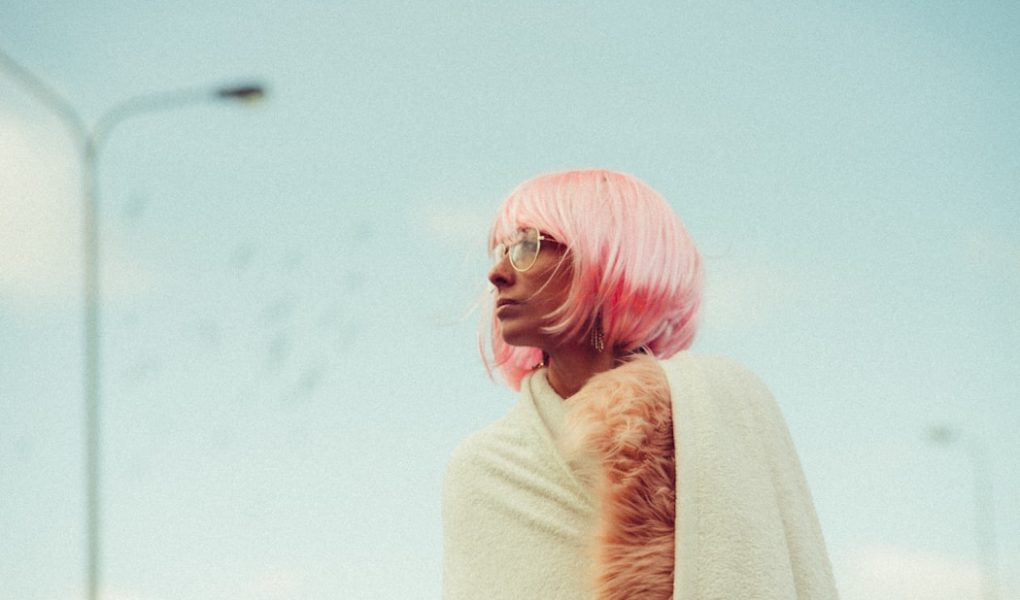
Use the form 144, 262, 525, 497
1, 48, 265, 600
926, 425, 1000, 600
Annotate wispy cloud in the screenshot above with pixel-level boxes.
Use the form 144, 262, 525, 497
700, 256, 801, 333
51, 586, 163, 600
0, 110, 79, 306
961, 227, 1020, 282
48, 566, 308, 600
0, 110, 154, 312
840, 544, 983, 600
241, 566, 308, 599
416, 197, 490, 250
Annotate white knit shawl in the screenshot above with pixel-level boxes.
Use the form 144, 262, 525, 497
442, 370, 595, 599
443, 353, 839, 599
664, 353, 838, 599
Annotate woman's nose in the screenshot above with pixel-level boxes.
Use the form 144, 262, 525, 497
488, 255, 515, 289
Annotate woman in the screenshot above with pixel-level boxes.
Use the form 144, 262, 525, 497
443, 170, 837, 600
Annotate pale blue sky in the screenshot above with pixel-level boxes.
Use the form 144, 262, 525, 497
2, 2, 1018, 599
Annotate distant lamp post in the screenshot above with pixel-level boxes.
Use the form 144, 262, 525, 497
926, 425, 1000, 600
1, 48, 265, 600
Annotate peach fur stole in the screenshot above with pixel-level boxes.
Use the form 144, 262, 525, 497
558, 354, 676, 600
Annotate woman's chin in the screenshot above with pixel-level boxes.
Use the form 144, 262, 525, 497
500, 334, 532, 348
499, 327, 540, 349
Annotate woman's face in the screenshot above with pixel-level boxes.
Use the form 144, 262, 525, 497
488, 229, 572, 351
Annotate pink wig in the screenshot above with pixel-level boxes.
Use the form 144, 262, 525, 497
484, 169, 703, 390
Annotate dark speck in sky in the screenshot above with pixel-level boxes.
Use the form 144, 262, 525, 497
262, 298, 293, 324
230, 244, 255, 271
353, 219, 374, 241
268, 332, 289, 369
124, 356, 160, 383
196, 320, 220, 348
121, 192, 148, 223
297, 364, 324, 398
342, 271, 367, 292
283, 249, 303, 269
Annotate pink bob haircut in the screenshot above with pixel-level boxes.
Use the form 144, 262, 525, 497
484, 169, 703, 390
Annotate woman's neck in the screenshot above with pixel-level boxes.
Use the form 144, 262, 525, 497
544, 344, 620, 398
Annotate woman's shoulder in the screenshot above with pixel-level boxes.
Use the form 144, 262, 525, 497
659, 351, 772, 397
659, 350, 758, 376
444, 392, 540, 477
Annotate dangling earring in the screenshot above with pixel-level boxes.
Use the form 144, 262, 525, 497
590, 316, 605, 353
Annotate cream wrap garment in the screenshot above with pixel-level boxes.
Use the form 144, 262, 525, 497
442, 352, 838, 599
662, 352, 838, 599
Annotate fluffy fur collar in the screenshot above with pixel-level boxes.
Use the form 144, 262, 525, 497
559, 355, 675, 600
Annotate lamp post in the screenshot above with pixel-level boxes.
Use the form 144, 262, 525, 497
1, 48, 265, 600
927, 425, 1000, 600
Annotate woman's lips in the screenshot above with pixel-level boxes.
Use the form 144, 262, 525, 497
495, 299, 520, 317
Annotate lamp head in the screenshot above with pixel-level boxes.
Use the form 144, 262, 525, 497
216, 83, 266, 104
